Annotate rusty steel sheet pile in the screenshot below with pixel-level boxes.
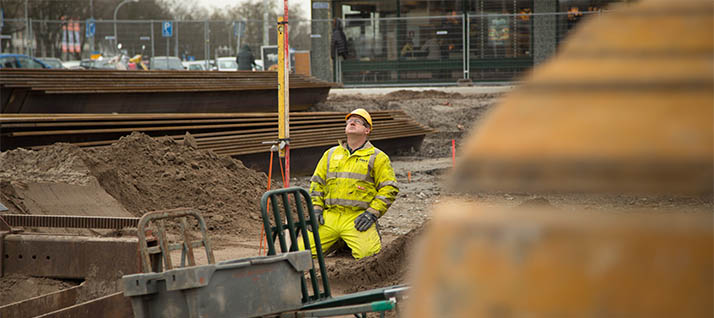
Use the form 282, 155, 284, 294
0, 69, 336, 114
407, 0, 713, 317
0, 110, 433, 174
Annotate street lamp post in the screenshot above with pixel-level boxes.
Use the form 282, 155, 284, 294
114, 0, 139, 52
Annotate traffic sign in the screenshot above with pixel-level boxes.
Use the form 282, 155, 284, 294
86, 18, 96, 38
234, 20, 246, 37
162, 21, 173, 37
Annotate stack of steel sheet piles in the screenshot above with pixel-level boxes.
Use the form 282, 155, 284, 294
0, 69, 336, 114
0, 111, 433, 174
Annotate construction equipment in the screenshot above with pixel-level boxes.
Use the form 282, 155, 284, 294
258, 187, 408, 317
117, 192, 407, 318
407, 0, 713, 316
0, 214, 142, 317
122, 208, 313, 318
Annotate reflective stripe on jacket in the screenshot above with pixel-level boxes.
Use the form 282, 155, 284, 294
309, 141, 399, 216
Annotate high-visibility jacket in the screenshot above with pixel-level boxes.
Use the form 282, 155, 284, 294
310, 141, 399, 217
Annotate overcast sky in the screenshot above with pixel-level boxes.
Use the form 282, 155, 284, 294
195, 0, 309, 17
197, 0, 247, 11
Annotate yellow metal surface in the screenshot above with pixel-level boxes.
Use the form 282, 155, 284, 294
407, 201, 713, 317
277, 16, 289, 158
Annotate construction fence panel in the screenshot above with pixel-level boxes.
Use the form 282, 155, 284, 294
339, 16, 465, 86
467, 12, 533, 82
466, 10, 607, 82
2, 12, 607, 84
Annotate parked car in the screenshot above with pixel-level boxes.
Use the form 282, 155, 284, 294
215, 57, 238, 71
198, 60, 217, 71
0, 54, 50, 69
62, 60, 82, 69
149, 56, 184, 70
183, 61, 209, 71
37, 57, 66, 69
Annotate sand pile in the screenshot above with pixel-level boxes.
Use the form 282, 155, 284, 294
0, 144, 92, 186
0, 132, 269, 236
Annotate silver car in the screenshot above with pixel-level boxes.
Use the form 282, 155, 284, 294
150, 56, 184, 70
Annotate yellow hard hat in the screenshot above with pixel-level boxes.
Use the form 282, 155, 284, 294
345, 108, 373, 128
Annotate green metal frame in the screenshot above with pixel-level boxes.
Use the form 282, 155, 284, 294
341, 57, 533, 84
260, 188, 410, 317
260, 187, 331, 303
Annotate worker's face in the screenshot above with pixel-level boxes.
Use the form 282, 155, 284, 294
345, 116, 370, 136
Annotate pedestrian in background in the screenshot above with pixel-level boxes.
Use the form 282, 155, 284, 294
331, 18, 349, 82
237, 45, 256, 71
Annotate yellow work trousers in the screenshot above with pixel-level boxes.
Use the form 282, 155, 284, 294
299, 207, 381, 259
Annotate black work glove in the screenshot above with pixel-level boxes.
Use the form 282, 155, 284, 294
313, 208, 325, 225
308, 208, 324, 232
354, 210, 378, 232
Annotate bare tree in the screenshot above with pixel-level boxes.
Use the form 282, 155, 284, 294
0, 0, 173, 57
221, 0, 310, 51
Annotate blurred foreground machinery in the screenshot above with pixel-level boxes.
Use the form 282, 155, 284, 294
407, 0, 713, 317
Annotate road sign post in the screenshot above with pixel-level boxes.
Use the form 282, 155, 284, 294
86, 18, 96, 52
162, 21, 173, 66
234, 20, 246, 55
1, 8, 4, 53
86, 18, 96, 38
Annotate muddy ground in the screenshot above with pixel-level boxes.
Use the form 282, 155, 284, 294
1, 88, 711, 311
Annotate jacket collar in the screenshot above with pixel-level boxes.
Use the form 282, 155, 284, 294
339, 140, 373, 155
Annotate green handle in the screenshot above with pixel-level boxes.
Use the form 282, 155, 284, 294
370, 300, 395, 312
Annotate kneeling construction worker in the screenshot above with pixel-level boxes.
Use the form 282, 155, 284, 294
300, 108, 399, 259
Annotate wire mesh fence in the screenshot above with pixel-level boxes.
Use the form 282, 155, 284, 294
1, 11, 606, 84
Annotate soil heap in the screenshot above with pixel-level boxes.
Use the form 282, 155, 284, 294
0, 132, 268, 236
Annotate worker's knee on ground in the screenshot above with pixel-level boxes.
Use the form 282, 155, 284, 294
350, 241, 381, 259
345, 227, 382, 259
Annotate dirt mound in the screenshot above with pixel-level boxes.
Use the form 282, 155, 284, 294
0, 144, 92, 185
0, 132, 269, 236
327, 223, 425, 293
78, 132, 268, 235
